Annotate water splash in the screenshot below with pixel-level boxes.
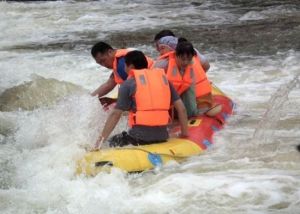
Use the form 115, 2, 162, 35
252, 74, 300, 144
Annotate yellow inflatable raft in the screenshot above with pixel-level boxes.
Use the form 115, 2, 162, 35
76, 85, 234, 176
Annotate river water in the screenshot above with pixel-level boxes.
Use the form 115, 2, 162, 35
0, 0, 300, 213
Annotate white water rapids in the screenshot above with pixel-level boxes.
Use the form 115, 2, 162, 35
0, 1, 300, 213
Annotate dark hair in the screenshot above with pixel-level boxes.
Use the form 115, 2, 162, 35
125, 50, 148, 69
91, 42, 113, 58
177, 37, 188, 43
175, 41, 196, 57
154, 29, 175, 41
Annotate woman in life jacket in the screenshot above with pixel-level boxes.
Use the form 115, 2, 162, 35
154, 39, 213, 117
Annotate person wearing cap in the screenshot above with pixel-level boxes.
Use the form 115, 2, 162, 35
153, 39, 213, 118
153, 29, 210, 72
90, 41, 153, 105
94, 50, 188, 149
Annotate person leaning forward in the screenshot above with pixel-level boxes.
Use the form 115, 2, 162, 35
94, 50, 188, 149
90, 41, 153, 105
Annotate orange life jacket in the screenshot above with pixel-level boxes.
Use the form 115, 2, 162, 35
166, 52, 211, 97
146, 56, 154, 69
157, 51, 172, 60
112, 49, 130, 84
192, 56, 212, 98
166, 52, 193, 95
112, 49, 154, 84
128, 68, 171, 127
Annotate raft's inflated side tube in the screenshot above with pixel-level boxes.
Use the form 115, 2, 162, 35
76, 84, 234, 176
76, 139, 202, 176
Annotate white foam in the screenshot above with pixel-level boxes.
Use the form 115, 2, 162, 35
1, 1, 300, 213
239, 11, 267, 21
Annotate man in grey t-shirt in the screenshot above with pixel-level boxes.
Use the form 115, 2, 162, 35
94, 51, 188, 149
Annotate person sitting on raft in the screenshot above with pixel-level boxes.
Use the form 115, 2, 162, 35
94, 50, 188, 149
90, 41, 154, 105
153, 30, 210, 72
153, 38, 213, 118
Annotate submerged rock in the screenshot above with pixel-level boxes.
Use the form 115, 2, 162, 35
0, 75, 87, 111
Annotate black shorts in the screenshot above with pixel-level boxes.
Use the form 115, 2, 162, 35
108, 131, 166, 147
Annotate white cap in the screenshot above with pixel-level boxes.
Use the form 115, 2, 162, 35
157, 36, 178, 50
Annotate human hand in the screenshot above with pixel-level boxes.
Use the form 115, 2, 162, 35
99, 97, 117, 106
179, 132, 189, 138
99, 97, 117, 111
169, 131, 179, 138
169, 131, 188, 138
93, 136, 105, 151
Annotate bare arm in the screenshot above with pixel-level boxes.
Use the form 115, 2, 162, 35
195, 49, 210, 72
173, 99, 189, 137
94, 108, 123, 149
91, 75, 116, 97
201, 60, 210, 72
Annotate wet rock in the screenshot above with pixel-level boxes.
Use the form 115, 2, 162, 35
0, 75, 86, 111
